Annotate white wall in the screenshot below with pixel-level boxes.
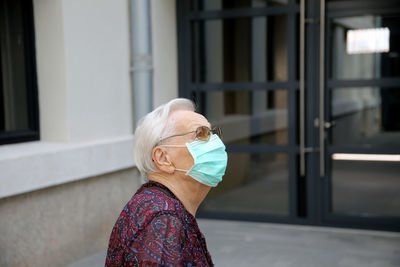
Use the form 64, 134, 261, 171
0, 0, 135, 198
35, 0, 133, 143
63, 0, 133, 142
34, 0, 69, 142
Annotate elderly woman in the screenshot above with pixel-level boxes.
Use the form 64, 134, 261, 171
105, 98, 228, 266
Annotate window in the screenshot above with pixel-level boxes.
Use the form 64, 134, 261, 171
0, 0, 39, 145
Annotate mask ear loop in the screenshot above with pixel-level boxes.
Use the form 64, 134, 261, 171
175, 168, 189, 172
159, 144, 190, 172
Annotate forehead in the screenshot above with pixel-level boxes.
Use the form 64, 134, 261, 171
171, 110, 210, 132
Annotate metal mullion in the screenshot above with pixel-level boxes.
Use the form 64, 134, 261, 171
323, 212, 400, 232
328, 146, 400, 155
324, 13, 334, 219
327, 0, 398, 8
288, 9, 298, 218
329, 6, 400, 18
188, 5, 299, 21
0, 129, 37, 138
319, 0, 326, 176
177, 0, 190, 98
319, 0, 335, 227
303, 0, 320, 225
197, 210, 294, 224
322, 0, 333, 221
288, 10, 297, 147
289, 148, 298, 218
325, 17, 332, 103
176, 0, 183, 96
327, 0, 400, 18
326, 211, 400, 223
309, 0, 323, 225
226, 144, 291, 154
288, 86, 298, 219
24, 0, 39, 133
328, 8, 400, 19
184, 1, 193, 100
328, 78, 400, 89
0, 129, 39, 145
299, 0, 305, 178
191, 81, 295, 91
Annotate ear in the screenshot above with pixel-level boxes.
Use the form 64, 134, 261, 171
152, 146, 175, 174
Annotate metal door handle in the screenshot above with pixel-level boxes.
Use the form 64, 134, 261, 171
314, 118, 336, 129
319, 0, 326, 177
299, 0, 306, 176
324, 121, 335, 129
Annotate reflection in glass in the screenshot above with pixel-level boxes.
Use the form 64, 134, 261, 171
346, 28, 390, 54
0, 0, 29, 132
200, 153, 289, 216
191, 0, 287, 11
196, 90, 288, 145
330, 87, 400, 147
330, 14, 400, 79
332, 159, 400, 217
192, 15, 288, 82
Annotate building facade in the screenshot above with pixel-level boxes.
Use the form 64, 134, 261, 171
0, 0, 399, 266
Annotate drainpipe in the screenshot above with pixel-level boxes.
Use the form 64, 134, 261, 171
130, 0, 153, 124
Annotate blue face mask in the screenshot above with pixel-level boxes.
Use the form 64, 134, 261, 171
161, 134, 228, 187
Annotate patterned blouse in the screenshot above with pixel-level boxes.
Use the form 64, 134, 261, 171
105, 181, 214, 266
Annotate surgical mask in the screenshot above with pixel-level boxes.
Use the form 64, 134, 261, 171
161, 134, 228, 187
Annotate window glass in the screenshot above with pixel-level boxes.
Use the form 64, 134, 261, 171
332, 158, 400, 217
192, 15, 288, 83
330, 14, 400, 80
200, 153, 289, 216
330, 87, 400, 148
195, 90, 288, 145
0, 0, 30, 132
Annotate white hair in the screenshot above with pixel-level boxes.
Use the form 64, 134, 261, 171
134, 98, 196, 178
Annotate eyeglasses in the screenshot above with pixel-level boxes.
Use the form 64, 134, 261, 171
156, 126, 222, 146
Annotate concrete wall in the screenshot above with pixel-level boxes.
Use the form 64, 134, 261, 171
0, 167, 140, 267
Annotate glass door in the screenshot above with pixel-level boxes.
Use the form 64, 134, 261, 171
321, 0, 400, 230
178, 0, 302, 222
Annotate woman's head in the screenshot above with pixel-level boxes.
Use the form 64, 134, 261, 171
135, 98, 227, 188
133, 98, 197, 178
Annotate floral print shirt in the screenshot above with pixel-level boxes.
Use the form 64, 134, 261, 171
105, 181, 213, 266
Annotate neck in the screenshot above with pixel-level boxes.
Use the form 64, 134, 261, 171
148, 172, 211, 217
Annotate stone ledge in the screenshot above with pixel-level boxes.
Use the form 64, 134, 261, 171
0, 135, 135, 199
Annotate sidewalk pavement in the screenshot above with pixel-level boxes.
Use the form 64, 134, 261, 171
68, 219, 400, 267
